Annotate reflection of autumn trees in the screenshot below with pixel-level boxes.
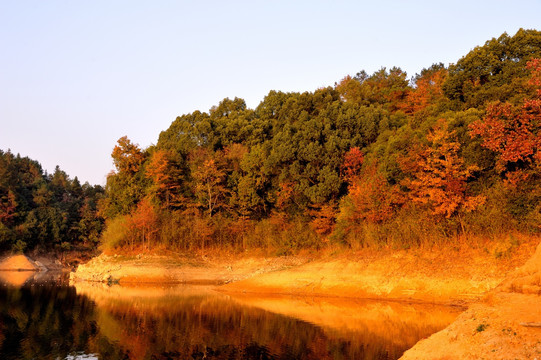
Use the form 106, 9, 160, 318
73, 285, 443, 360
95, 29, 541, 251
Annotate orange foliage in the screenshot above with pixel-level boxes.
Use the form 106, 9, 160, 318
0, 190, 16, 225
345, 164, 403, 224
403, 120, 484, 218
341, 147, 364, 183
404, 68, 448, 114
111, 136, 145, 175
309, 202, 337, 236
275, 182, 296, 210
126, 198, 159, 251
146, 149, 182, 208
528, 58, 541, 95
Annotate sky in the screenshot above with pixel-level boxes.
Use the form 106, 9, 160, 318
1, 0, 540, 186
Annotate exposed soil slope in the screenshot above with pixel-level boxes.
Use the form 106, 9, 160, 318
221, 242, 536, 304
400, 241, 541, 359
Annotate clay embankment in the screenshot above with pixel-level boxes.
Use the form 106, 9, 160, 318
72, 239, 536, 305
222, 241, 537, 304
400, 241, 541, 360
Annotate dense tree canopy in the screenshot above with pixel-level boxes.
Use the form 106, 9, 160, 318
94, 28, 541, 251
0, 151, 104, 253
4, 29, 539, 253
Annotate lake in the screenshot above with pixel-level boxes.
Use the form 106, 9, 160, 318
0, 274, 461, 359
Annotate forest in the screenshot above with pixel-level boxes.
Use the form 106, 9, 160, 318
0, 151, 104, 253
1, 29, 541, 254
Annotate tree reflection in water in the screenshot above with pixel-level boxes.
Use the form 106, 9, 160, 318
0, 281, 461, 360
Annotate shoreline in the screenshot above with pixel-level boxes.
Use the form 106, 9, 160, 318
69, 237, 541, 359
70, 238, 536, 305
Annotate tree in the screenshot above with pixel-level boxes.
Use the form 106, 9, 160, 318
102, 137, 148, 218
469, 58, 541, 185
404, 64, 448, 114
127, 197, 159, 251
111, 136, 145, 175
443, 29, 541, 108
336, 67, 410, 111
341, 163, 403, 224
146, 149, 183, 209
0, 190, 17, 226
402, 120, 485, 219
341, 147, 364, 182
309, 201, 337, 236
190, 150, 228, 218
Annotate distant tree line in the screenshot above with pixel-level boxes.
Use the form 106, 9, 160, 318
0, 151, 104, 253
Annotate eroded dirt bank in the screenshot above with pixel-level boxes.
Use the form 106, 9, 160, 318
72, 238, 536, 304
400, 241, 541, 360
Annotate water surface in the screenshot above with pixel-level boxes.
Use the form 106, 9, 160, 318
0, 276, 461, 359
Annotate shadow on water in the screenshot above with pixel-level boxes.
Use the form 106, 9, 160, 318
0, 279, 463, 360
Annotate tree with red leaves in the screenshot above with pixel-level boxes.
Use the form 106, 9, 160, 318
469, 59, 541, 186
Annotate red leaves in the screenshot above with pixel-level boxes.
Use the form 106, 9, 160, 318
0, 190, 17, 225
126, 198, 159, 251
404, 68, 448, 114
528, 58, 541, 96
469, 59, 541, 180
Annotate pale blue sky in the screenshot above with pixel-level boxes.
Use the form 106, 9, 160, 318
1, 1, 540, 185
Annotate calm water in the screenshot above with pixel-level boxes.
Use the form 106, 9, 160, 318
0, 274, 461, 360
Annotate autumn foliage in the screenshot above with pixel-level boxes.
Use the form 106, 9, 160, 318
402, 120, 485, 218
91, 30, 541, 253
470, 59, 541, 183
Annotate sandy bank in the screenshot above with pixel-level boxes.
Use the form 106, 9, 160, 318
0, 254, 42, 271
71, 238, 536, 305
400, 241, 541, 359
